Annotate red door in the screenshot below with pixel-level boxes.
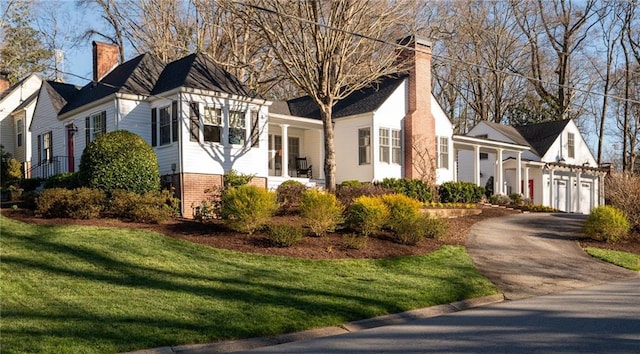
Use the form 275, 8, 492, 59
66, 125, 75, 173
521, 179, 534, 201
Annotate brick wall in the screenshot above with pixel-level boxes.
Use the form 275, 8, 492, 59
173, 172, 267, 219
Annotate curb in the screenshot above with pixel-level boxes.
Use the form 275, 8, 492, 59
125, 293, 505, 354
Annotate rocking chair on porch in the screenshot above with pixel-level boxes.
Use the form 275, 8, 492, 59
296, 157, 313, 178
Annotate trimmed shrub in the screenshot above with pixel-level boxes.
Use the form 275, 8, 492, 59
343, 233, 367, 250
17, 178, 44, 192
36, 187, 105, 219
300, 189, 344, 237
394, 214, 449, 245
335, 183, 391, 208
346, 195, 389, 237
509, 193, 523, 206
276, 180, 307, 214
44, 172, 81, 189
381, 194, 423, 232
221, 185, 278, 234
376, 178, 435, 202
109, 189, 179, 223
267, 224, 304, 247
583, 205, 631, 243
79, 130, 160, 194
339, 180, 363, 188
438, 181, 484, 203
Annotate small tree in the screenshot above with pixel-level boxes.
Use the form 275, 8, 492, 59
1, 145, 22, 187
79, 130, 160, 194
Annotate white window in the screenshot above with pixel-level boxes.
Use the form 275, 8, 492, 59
567, 133, 575, 158
379, 128, 390, 163
391, 129, 401, 164
16, 119, 23, 147
229, 110, 246, 145
438, 136, 449, 169
358, 128, 371, 165
38, 131, 52, 163
86, 111, 106, 144
203, 106, 222, 143
159, 105, 171, 145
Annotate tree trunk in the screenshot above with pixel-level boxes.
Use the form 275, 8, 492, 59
319, 103, 336, 193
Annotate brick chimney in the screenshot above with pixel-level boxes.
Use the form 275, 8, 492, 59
92, 41, 120, 82
0, 70, 10, 94
399, 35, 436, 182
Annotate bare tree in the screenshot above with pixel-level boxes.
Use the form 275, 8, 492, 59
235, 0, 414, 191
77, 0, 126, 63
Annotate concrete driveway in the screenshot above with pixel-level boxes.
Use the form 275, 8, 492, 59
466, 212, 637, 300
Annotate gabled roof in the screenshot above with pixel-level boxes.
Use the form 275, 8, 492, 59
0, 75, 29, 101
480, 121, 531, 148
271, 74, 408, 120
515, 119, 571, 158
43, 81, 81, 113
152, 53, 260, 99
59, 53, 165, 115
11, 91, 38, 114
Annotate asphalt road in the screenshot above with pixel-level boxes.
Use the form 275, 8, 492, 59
466, 213, 637, 300
236, 277, 640, 353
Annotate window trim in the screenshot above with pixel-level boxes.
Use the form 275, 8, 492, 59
358, 127, 371, 165
379, 128, 390, 163
391, 129, 402, 165
86, 111, 106, 145
203, 105, 223, 143
16, 118, 23, 147
438, 136, 449, 169
159, 105, 172, 146
38, 131, 53, 163
567, 133, 575, 159
228, 109, 247, 145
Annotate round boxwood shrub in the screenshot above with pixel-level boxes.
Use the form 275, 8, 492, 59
583, 205, 630, 243
79, 130, 160, 194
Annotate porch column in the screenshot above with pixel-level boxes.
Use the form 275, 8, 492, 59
281, 124, 289, 178
549, 168, 555, 209
496, 148, 504, 194
516, 151, 522, 195
524, 166, 530, 201
473, 145, 481, 186
576, 170, 581, 213
453, 148, 458, 182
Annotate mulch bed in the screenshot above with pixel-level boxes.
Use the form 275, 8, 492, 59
2, 206, 638, 259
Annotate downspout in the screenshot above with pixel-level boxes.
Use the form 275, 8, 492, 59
178, 92, 185, 217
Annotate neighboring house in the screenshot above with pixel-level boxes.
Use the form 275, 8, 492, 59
455, 119, 606, 214
0, 72, 42, 176
268, 36, 454, 188
31, 41, 269, 218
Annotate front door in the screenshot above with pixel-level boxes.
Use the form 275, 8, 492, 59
66, 125, 75, 172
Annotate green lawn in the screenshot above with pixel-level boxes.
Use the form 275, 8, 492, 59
1, 216, 498, 353
584, 247, 640, 271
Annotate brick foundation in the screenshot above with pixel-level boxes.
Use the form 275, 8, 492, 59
168, 172, 267, 219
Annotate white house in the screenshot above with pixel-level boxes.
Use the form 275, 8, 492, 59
31, 41, 270, 218
0, 72, 42, 176
455, 120, 606, 214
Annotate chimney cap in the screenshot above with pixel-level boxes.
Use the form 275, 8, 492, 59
397, 35, 432, 49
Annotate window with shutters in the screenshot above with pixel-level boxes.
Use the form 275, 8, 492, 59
86, 111, 106, 145
203, 106, 222, 143
38, 131, 52, 163
159, 105, 171, 145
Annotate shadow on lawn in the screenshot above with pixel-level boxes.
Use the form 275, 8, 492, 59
1, 226, 486, 352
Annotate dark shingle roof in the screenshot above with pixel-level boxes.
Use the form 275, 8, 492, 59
515, 119, 571, 158
59, 53, 165, 115
0, 75, 29, 101
43, 81, 81, 113
152, 53, 260, 99
275, 74, 408, 120
481, 121, 531, 148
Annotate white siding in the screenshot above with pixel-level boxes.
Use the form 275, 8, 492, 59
370, 80, 407, 182
177, 93, 269, 178
432, 95, 454, 184
117, 98, 151, 141
334, 114, 375, 183
540, 120, 597, 166
30, 87, 64, 167
1, 75, 41, 158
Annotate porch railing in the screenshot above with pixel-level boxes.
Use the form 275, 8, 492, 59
27, 156, 70, 179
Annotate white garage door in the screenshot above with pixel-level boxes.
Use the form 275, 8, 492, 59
555, 180, 567, 212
